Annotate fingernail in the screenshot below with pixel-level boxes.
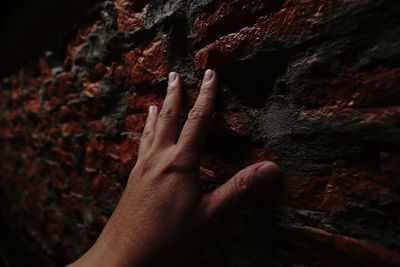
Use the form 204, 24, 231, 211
203, 69, 214, 82
169, 72, 178, 83
149, 105, 157, 114
255, 162, 279, 179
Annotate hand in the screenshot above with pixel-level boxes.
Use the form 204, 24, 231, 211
69, 70, 279, 266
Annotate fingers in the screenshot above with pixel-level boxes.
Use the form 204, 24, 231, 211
152, 72, 182, 147
176, 69, 218, 157
138, 105, 158, 155
201, 161, 279, 219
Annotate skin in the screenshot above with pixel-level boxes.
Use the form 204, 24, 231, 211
69, 70, 279, 267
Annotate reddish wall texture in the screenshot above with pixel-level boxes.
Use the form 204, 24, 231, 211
0, 0, 400, 266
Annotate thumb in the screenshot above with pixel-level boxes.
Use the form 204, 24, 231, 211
201, 161, 279, 220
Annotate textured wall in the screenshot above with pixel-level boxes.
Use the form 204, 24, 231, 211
0, 0, 399, 266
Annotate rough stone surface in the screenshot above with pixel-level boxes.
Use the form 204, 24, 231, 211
0, 0, 399, 266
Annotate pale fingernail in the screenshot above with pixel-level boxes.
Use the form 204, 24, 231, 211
149, 105, 157, 114
255, 162, 279, 179
169, 72, 178, 83
203, 69, 214, 82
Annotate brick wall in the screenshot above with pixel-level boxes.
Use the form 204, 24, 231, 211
0, 0, 399, 266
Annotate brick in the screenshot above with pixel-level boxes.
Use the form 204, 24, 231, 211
87, 120, 107, 134
51, 139, 78, 166
68, 169, 86, 195
127, 91, 164, 112
29, 113, 58, 137
58, 193, 84, 221
0, 89, 9, 109
194, 0, 281, 47
85, 137, 107, 171
121, 113, 148, 133
44, 72, 79, 110
64, 21, 101, 68
56, 72, 77, 97
9, 117, 27, 136
61, 121, 82, 136
86, 63, 109, 82
37, 57, 52, 83
105, 136, 140, 174
82, 81, 101, 98
48, 162, 66, 190
113, 0, 149, 32
114, 36, 169, 85
280, 165, 391, 213
88, 173, 123, 197
86, 136, 139, 173
284, 225, 400, 266
23, 91, 40, 113
302, 67, 400, 110
194, 0, 345, 70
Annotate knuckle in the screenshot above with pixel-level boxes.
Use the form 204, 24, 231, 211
163, 153, 191, 173
159, 107, 177, 121
138, 155, 153, 172
168, 84, 179, 94
141, 129, 152, 139
234, 175, 251, 192
188, 107, 208, 121
200, 82, 215, 94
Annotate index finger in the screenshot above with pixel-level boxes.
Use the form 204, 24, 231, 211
176, 69, 218, 157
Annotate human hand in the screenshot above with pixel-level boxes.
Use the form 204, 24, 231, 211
69, 70, 279, 266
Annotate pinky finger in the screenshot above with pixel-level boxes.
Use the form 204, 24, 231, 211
138, 105, 158, 155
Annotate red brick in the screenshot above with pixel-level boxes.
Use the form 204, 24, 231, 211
56, 72, 77, 97
87, 120, 107, 134
58, 193, 84, 220
82, 81, 101, 98
86, 136, 140, 173
302, 67, 400, 110
43, 82, 60, 110
284, 225, 400, 266
68, 169, 85, 195
114, 36, 169, 84
280, 165, 392, 213
45, 210, 65, 237
48, 162, 66, 189
121, 113, 147, 133
37, 57, 52, 83
23, 91, 40, 113
0, 89, 9, 108
44, 72, 79, 109
64, 21, 101, 68
194, 0, 347, 70
127, 90, 164, 112
51, 139, 78, 166
194, 0, 281, 47
88, 173, 123, 197
61, 121, 82, 136
59, 104, 83, 121
105, 136, 140, 174
113, 0, 149, 32
85, 137, 107, 170
10, 117, 27, 136
29, 113, 58, 137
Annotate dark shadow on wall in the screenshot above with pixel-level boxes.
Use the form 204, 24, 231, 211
0, 217, 42, 267
0, 0, 100, 78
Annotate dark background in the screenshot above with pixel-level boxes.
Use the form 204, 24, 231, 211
0, 1, 97, 265
0, 0, 98, 78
